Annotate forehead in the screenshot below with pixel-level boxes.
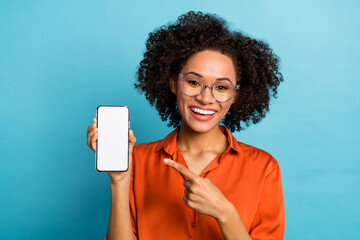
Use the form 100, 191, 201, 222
181, 50, 236, 83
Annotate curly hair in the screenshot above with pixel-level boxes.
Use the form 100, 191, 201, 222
135, 11, 283, 132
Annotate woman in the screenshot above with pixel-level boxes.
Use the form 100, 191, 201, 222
87, 11, 284, 240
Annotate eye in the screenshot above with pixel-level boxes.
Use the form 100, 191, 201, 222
187, 80, 201, 86
215, 84, 230, 90
184, 76, 203, 87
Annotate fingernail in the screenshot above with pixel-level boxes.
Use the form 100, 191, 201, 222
163, 159, 169, 164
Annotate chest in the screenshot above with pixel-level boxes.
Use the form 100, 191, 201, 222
133, 151, 262, 235
181, 151, 218, 175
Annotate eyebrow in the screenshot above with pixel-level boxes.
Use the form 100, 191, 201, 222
185, 71, 232, 83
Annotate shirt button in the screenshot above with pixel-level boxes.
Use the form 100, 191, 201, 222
191, 222, 196, 228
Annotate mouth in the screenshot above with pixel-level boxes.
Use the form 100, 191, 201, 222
190, 107, 216, 116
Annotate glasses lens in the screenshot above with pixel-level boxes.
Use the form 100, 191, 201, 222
212, 82, 235, 101
183, 75, 204, 96
181, 74, 237, 102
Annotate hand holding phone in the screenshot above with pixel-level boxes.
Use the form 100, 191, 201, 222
87, 107, 136, 183
87, 118, 98, 152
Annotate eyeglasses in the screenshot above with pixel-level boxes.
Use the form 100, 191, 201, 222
179, 73, 240, 102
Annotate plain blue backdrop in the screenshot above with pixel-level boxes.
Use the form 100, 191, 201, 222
1, 0, 359, 239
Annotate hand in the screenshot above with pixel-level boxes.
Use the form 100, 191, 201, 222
163, 158, 232, 221
87, 117, 98, 152
86, 117, 137, 184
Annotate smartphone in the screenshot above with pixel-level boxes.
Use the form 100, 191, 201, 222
96, 106, 129, 172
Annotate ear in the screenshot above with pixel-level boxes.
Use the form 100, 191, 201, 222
169, 76, 177, 95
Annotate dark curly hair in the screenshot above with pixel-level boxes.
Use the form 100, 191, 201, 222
135, 11, 283, 132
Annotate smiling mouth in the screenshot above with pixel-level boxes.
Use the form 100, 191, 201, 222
190, 107, 216, 116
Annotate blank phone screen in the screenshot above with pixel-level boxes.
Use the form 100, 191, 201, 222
96, 106, 129, 172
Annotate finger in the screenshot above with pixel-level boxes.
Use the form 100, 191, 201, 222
183, 195, 189, 205
90, 132, 98, 150
88, 130, 98, 150
87, 132, 91, 147
184, 188, 190, 198
129, 129, 136, 152
129, 129, 136, 146
87, 118, 97, 133
183, 179, 192, 189
87, 126, 97, 138
183, 196, 195, 210
87, 128, 98, 147
163, 159, 197, 181
87, 123, 96, 135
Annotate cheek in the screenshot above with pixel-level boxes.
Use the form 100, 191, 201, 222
176, 91, 189, 114
220, 102, 233, 116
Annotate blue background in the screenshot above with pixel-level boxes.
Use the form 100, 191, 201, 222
1, 0, 359, 239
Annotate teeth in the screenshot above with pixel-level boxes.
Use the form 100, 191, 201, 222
191, 107, 215, 115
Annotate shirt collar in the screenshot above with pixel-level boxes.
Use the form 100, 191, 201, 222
155, 125, 242, 156
221, 125, 242, 154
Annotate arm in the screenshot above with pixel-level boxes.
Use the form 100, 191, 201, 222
215, 202, 251, 240
249, 161, 285, 240
106, 130, 137, 240
216, 159, 285, 240
87, 118, 136, 240
107, 180, 134, 240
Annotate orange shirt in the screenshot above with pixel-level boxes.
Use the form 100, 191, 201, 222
107, 126, 284, 239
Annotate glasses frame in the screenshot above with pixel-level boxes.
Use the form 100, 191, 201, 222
179, 74, 240, 103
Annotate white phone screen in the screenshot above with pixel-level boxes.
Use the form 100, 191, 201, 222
96, 106, 129, 172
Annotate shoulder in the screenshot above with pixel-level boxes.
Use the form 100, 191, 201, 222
133, 128, 178, 156
133, 139, 162, 154
237, 141, 281, 177
225, 126, 280, 174
130, 140, 165, 171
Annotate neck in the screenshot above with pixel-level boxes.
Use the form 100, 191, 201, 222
177, 123, 228, 155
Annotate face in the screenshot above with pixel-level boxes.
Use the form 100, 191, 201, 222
171, 50, 237, 133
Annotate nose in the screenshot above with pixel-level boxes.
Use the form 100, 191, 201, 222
195, 85, 216, 104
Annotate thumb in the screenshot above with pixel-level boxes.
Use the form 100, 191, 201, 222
129, 129, 136, 151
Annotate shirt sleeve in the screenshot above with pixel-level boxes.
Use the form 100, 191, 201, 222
129, 147, 138, 239
249, 158, 285, 240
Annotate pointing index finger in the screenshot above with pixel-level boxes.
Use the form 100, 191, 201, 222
163, 159, 197, 181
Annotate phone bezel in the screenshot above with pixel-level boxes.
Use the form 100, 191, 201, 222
95, 105, 130, 172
